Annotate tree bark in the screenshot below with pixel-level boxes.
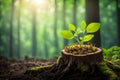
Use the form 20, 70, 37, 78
85, 0, 101, 47
63, 0, 68, 46
9, 0, 15, 58
116, 0, 120, 46
61, 48, 103, 65
32, 6, 37, 57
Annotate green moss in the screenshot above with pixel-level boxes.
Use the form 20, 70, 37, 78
98, 62, 118, 80
56, 56, 62, 65
105, 60, 120, 71
31, 65, 52, 71
77, 64, 89, 72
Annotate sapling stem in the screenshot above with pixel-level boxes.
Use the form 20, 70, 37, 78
80, 41, 83, 46
74, 35, 83, 47
74, 37, 80, 44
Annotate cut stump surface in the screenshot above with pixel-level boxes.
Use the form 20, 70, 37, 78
62, 48, 103, 65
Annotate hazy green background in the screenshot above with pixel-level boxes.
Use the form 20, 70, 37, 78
0, 0, 118, 59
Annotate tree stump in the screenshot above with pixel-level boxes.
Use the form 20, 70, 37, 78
61, 48, 103, 65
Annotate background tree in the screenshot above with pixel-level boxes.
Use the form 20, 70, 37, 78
85, 0, 101, 47
73, 0, 77, 26
116, 0, 120, 46
43, 24, 49, 58
63, 0, 68, 46
0, 0, 1, 20
54, 0, 59, 53
9, 0, 15, 58
32, 5, 37, 57
0, 0, 10, 57
100, 0, 118, 48
17, 0, 21, 59
0, 0, 2, 54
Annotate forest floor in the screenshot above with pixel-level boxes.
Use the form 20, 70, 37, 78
0, 56, 120, 80
0, 56, 55, 80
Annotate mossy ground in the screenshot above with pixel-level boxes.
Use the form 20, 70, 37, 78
15, 57, 120, 80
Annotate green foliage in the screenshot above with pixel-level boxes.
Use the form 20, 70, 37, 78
80, 21, 86, 30
86, 23, 100, 33
60, 21, 100, 46
69, 24, 76, 31
103, 46, 120, 60
80, 34, 94, 42
60, 30, 74, 39
100, 0, 118, 48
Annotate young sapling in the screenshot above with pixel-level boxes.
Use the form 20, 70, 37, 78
60, 20, 100, 54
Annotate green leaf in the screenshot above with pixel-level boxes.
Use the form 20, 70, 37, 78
60, 30, 74, 39
74, 30, 81, 37
86, 23, 100, 33
80, 20, 86, 31
69, 24, 76, 31
82, 34, 94, 42
80, 37, 83, 41
75, 30, 81, 35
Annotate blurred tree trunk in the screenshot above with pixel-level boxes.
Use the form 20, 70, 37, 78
17, 0, 21, 59
32, 6, 37, 57
85, 0, 101, 47
9, 0, 15, 58
43, 26, 49, 58
63, 0, 68, 46
0, 0, 1, 19
0, 0, 1, 23
73, 0, 77, 26
73, 0, 77, 43
0, 0, 9, 56
116, 0, 120, 46
44, 6, 49, 58
54, 0, 59, 53
0, 0, 2, 54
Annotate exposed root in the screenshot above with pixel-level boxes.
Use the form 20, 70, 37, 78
97, 61, 119, 80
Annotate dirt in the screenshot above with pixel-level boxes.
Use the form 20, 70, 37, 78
0, 56, 120, 80
0, 56, 55, 80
